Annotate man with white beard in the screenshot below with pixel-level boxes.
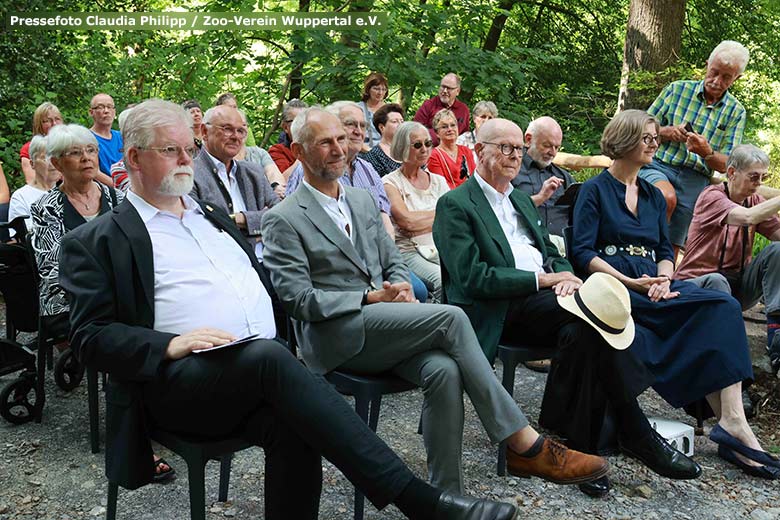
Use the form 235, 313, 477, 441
58, 99, 519, 520
511, 116, 575, 238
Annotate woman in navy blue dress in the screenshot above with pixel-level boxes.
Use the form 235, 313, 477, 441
571, 110, 778, 478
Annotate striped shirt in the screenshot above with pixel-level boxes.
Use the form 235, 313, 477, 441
647, 80, 745, 176
285, 156, 391, 214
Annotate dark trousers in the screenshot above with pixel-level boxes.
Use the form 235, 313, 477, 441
501, 290, 653, 452
143, 339, 413, 519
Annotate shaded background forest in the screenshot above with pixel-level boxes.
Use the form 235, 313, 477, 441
1, 0, 779, 191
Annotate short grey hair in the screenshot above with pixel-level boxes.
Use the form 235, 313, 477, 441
28, 135, 48, 164
117, 106, 135, 130
727, 144, 770, 172
282, 99, 308, 121
709, 40, 750, 74
46, 124, 98, 159
526, 116, 561, 137
290, 106, 327, 146
121, 99, 192, 155
473, 101, 498, 118
202, 106, 217, 124
326, 101, 362, 118
391, 121, 428, 162
600, 110, 659, 160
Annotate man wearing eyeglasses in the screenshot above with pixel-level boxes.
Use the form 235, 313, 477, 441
413, 73, 470, 146
263, 108, 611, 498
88, 92, 122, 186
433, 119, 702, 497
191, 104, 280, 254
639, 41, 750, 254
675, 144, 780, 378
511, 117, 575, 239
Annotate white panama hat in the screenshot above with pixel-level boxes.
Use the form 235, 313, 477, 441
557, 272, 635, 350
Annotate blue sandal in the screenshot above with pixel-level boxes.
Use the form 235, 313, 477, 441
717, 446, 780, 479
710, 424, 780, 469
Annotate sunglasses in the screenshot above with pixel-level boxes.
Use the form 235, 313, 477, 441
412, 139, 434, 150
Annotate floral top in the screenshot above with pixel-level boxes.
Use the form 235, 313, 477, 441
31, 182, 123, 316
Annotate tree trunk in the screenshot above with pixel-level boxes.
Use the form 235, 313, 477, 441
617, 0, 686, 111
289, 0, 310, 100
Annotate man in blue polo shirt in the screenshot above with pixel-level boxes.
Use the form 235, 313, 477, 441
89, 92, 123, 186
639, 40, 749, 254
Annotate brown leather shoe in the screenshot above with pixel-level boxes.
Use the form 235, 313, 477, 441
506, 437, 609, 484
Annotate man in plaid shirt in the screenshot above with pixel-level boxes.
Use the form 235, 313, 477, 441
639, 40, 749, 252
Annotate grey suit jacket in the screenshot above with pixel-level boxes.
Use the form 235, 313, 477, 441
191, 150, 280, 236
261, 184, 410, 374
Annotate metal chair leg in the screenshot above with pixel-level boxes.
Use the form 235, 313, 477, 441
218, 454, 233, 502
106, 483, 118, 520
187, 457, 208, 520
88, 368, 100, 453
497, 356, 519, 476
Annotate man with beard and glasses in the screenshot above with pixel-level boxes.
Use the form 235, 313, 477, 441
262, 107, 610, 498
511, 117, 575, 239
59, 99, 520, 520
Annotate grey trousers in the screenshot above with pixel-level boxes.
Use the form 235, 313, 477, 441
685, 242, 780, 314
339, 302, 528, 493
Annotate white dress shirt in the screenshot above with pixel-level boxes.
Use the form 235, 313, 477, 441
204, 148, 266, 259
302, 180, 354, 242
474, 172, 544, 288
126, 190, 276, 339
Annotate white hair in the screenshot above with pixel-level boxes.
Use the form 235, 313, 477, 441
290, 106, 327, 145
727, 144, 769, 172
526, 116, 561, 137
46, 124, 98, 159
709, 40, 749, 74
326, 101, 362, 118
28, 135, 48, 164
121, 99, 192, 154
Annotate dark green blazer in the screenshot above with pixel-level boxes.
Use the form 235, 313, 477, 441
432, 175, 572, 363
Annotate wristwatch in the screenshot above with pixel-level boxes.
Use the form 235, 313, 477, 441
361, 288, 370, 306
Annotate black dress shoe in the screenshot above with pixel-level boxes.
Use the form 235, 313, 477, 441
620, 429, 702, 479
434, 491, 517, 520
578, 475, 610, 498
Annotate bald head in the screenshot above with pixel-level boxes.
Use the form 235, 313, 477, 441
525, 116, 562, 167
475, 118, 524, 191
477, 118, 523, 145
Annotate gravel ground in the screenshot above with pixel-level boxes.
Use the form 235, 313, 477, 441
1, 303, 778, 520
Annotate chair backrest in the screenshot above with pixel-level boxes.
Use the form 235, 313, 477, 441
0, 240, 40, 335
563, 225, 574, 260
0, 203, 10, 243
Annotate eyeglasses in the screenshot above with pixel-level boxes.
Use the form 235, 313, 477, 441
370, 85, 388, 92
642, 134, 660, 145
61, 145, 99, 159
283, 118, 295, 124
439, 85, 458, 92
91, 104, 115, 111
482, 142, 523, 157
412, 139, 433, 150
207, 123, 248, 138
343, 119, 368, 130
138, 144, 198, 160
745, 171, 771, 183
436, 122, 458, 131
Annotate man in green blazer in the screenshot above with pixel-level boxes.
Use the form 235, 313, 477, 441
433, 118, 702, 496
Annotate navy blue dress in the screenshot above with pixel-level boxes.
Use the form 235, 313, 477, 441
571, 170, 752, 409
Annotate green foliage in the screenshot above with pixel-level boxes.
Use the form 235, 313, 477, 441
1, 0, 780, 193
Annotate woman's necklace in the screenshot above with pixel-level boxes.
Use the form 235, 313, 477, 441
64, 184, 97, 211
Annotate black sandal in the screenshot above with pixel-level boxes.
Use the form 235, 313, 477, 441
153, 457, 176, 483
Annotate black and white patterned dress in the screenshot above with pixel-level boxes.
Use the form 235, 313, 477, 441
30, 182, 123, 317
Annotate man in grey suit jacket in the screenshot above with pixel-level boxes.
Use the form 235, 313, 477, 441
191, 105, 279, 242
262, 107, 609, 494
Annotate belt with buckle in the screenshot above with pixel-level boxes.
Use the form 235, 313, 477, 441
599, 244, 656, 261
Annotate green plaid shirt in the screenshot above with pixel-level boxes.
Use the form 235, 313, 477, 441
647, 80, 745, 176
